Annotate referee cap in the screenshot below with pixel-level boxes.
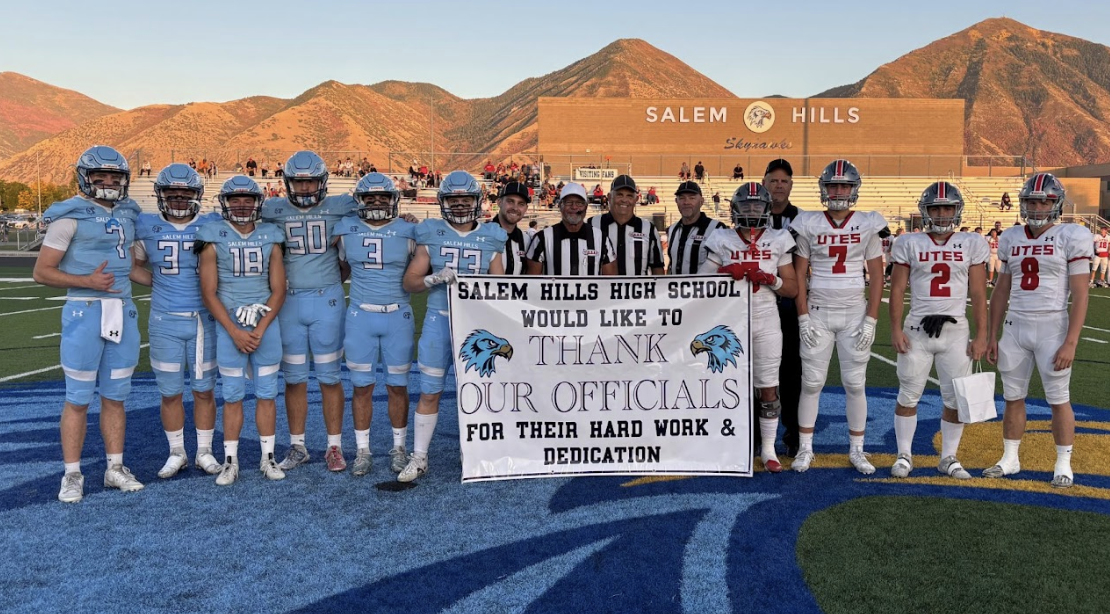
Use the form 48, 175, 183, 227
559, 182, 588, 203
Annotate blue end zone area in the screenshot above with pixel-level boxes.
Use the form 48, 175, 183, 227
2, 371, 1109, 612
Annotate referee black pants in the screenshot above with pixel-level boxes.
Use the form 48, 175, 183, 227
777, 297, 802, 452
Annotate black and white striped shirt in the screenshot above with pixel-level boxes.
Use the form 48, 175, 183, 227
487, 220, 527, 275
524, 223, 614, 276
588, 213, 664, 276
666, 213, 728, 275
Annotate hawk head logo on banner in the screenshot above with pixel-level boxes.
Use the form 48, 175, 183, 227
460, 329, 514, 377
690, 325, 744, 373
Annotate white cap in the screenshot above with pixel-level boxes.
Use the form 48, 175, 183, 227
559, 182, 588, 203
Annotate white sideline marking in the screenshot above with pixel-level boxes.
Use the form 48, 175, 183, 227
870, 351, 940, 385
0, 296, 38, 301
0, 284, 40, 291
1083, 325, 1110, 333
1083, 337, 1108, 345
0, 294, 150, 317
32, 332, 61, 339
0, 343, 149, 383
0, 278, 35, 282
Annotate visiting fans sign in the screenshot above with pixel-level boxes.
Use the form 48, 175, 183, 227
449, 275, 753, 482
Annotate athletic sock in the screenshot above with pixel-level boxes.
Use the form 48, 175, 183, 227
1000, 438, 1021, 467
939, 419, 965, 459
758, 418, 779, 459
106, 453, 123, 467
259, 435, 275, 457
64, 462, 81, 475
165, 428, 184, 452
224, 440, 239, 461
413, 413, 438, 456
392, 427, 407, 449
798, 432, 814, 453
355, 429, 370, 451
196, 428, 214, 450
327, 434, 342, 449
894, 414, 917, 457
849, 434, 865, 453
1054, 444, 1073, 478
290, 433, 305, 447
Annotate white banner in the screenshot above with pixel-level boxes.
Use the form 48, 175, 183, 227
573, 168, 618, 181
449, 275, 752, 482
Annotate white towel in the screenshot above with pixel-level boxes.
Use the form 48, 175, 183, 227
194, 313, 205, 377
100, 298, 123, 344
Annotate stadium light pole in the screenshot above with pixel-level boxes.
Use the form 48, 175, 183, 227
430, 96, 435, 175
36, 150, 42, 218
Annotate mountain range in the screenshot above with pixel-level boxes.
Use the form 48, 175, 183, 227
1, 18, 1108, 184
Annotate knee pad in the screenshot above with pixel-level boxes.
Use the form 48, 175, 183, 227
759, 399, 781, 420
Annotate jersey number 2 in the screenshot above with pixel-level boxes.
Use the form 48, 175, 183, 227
929, 263, 951, 297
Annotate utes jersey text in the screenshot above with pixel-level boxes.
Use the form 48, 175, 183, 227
891, 232, 989, 320
998, 224, 1093, 313
793, 210, 885, 305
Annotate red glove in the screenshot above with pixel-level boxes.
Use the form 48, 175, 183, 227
746, 268, 776, 286
717, 264, 749, 280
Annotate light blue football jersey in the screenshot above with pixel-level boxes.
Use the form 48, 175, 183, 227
260, 195, 355, 290
136, 212, 221, 313
332, 215, 416, 306
415, 218, 507, 313
42, 196, 141, 299
195, 220, 284, 311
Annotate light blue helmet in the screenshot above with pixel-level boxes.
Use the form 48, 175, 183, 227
283, 150, 329, 208
354, 172, 400, 221
154, 163, 204, 219
217, 175, 264, 224
437, 170, 482, 224
76, 145, 130, 202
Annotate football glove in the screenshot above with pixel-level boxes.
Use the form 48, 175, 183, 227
851, 316, 878, 351
920, 314, 958, 339
798, 314, 822, 349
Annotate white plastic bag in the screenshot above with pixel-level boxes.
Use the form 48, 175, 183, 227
953, 362, 998, 423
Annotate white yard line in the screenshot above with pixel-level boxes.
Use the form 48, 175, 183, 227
1083, 325, 1110, 333
1082, 337, 1108, 345
0, 297, 39, 301
0, 284, 41, 291
0, 278, 35, 282
32, 332, 62, 339
0, 294, 150, 317
870, 351, 940, 385
0, 343, 150, 383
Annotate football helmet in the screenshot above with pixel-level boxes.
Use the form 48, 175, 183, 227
1018, 173, 1066, 228
437, 170, 482, 224
154, 163, 204, 220
354, 172, 400, 221
217, 175, 264, 224
818, 159, 861, 211
282, 150, 329, 208
729, 182, 772, 229
918, 181, 964, 234
76, 145, 130, 202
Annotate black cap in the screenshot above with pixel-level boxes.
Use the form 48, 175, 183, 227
498, 181, 531, 203
674, 181, 702, 196
765, 158, 793, 177
610, 174, 638, 193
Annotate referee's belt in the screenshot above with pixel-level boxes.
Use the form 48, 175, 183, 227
359, 303, 402, 313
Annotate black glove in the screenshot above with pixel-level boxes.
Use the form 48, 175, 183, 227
920, 315, 957, 339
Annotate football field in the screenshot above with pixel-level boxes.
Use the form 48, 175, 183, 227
1, 260, 1109, 612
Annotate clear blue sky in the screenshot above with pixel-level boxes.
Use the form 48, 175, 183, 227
3, 0, 1108, 110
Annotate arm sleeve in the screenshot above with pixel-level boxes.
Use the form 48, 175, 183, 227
133, 238, 148, 261
41, 218, 77, 251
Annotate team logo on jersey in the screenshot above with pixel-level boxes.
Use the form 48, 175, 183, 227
459, 330, 514, 377
690, 325, 744, 374
153, 225, 163, 233
438, 230, 446, 236
219, 230, 227, 237
743, 101, 775, 134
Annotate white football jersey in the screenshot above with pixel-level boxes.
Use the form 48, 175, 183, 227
998, 223, 1093, 313
1094, 234, 1110, 257
793, 210, 885, 305
701, 227, 795, 312
987, 235, 999, 254
892, 231, 989, 320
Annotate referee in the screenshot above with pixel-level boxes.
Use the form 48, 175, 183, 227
763, 158, 803, 456
665, 181, 727, 274
589, 175, 664, 276
525, 183, 617, 276
488, 181, 530, 274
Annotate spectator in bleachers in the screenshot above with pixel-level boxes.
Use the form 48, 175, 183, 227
245, 157, 257, 177
496, 162, 506, 177
189, 158, 197, 170
590, 184, 606, 209
271, 162, 279, 179
1000, 192, 1012, 211
369, 162, 377, 173
139, 160, 152, 177
694, 161, 705, 182
261, 160, 270, 178
510, 161, 519, 175
732, 164, 744, 180
197, 159, 209, 177
343, 158, 354, 178
712, 191, 721, 215
973, 226, 983, 235
209, 161, 218, 178
644, 186, 658, 205
679, 162, 691, 180
483, 160, 496, 181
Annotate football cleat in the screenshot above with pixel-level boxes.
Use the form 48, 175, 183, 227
157, 448, 189, 479
938, 455, 971, 480
397, 454, 428, 483
351, 450, 373, 477
260, 454, 286, 481
891, 454, 913, 478
1051, 473, 1074, 488
104, 464, 145, 492
58, 472, 84, 503
216, 457, 239, 486
195, 448, 222, 475
389, 446, 409, 474
792, 450, 815, 473
277, 444, 310, 470
763, 458, 783, 473
982, 458, 1020, 478
849, 450, 876, 475
325, 445, 347, 472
